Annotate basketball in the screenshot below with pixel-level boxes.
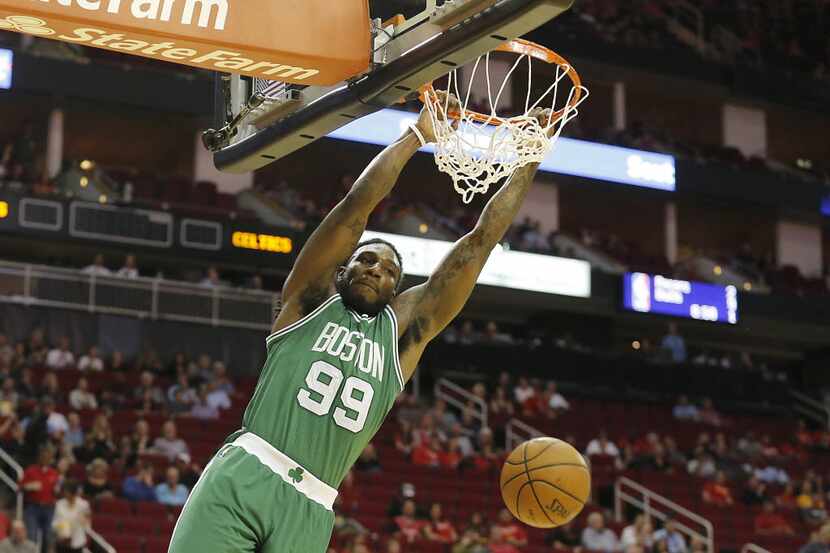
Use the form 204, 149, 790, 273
500, 437, 591, 529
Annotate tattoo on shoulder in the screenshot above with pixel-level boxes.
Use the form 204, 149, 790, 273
400, 316, 428, 354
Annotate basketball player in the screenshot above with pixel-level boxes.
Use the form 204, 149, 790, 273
168, 97, 557, 553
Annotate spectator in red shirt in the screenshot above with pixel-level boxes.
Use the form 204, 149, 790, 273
413, 413, 441, 447
423, 502, 458, 544
702, 471, 734, 507
21, 446, 60, 548
491, 509, 528, 550
394, 499, 426, 544
0, 510, 10, 540
473, 427, 499, 471
412, 438, 440, 467
438, 438, 462, 470
755, 501, 795, 536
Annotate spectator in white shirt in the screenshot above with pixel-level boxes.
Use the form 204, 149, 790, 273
81, 254, 111, 276
687, 450, 717, 479
673, 396, 699, 421
46, 337, 75, 370
42, 397, 70, 437
621, 515, 653, 550
77, 347, 103, 372
205, 381, 231, 411
69, 378, 98, 410
116, 254, 139, 279
211, 361, 235, 396
52, 480, 91, 553
586, 431, 620, 458
513, 377, 535, 405
200, 266, 223, 288
190, 385, 219, 420
582, 513, 620, 552
545, 381, 570, 411
152, 420, 189, 461
0, 519, 37, 553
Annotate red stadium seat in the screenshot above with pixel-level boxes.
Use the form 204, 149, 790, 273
105, 536, 143, 553
95, 497, 133, 516
92, 514, 121, 536
135, 501, 170, 517
146, 536, 172, 553
123, 517, 160, 537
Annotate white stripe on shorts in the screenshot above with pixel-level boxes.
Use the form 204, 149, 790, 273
229, 432, 338, 511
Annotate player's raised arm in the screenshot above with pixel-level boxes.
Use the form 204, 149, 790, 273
275, 106, 438, 332
394, 108, 556, 377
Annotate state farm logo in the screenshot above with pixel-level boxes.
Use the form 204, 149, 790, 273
31, 0, 229, 31
0, 15, 55, 35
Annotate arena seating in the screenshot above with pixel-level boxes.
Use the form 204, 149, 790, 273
16, 364, 821, 553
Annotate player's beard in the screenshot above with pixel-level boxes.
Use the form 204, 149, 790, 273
335, 276, 388, 316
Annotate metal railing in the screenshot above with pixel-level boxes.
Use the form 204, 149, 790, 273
663, 0, 705, 53
86, 527, 116, 553
434, 378, 488, 429
741, 544, 773, 553
505, 418, 544, 451
0, 447, 23, 520
615, 477, 714, 553
0, 260, 278, 331
791, 389, 830, 429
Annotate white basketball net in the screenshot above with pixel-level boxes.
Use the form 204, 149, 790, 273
422, 47, 589, 203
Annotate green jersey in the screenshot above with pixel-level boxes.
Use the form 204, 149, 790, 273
242, 293, 404, 488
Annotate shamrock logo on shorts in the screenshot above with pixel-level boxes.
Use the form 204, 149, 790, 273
288, 467, 304, 484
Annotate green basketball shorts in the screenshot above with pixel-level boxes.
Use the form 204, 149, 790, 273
168, 432, 337, 553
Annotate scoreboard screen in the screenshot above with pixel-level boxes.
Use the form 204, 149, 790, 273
623, 272, 738, 324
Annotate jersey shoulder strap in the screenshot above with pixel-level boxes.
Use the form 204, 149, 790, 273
385, 305, 405, 392
265, 294, 341, 349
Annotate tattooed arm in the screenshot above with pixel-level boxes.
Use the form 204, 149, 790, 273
393, 111, 553, 379
274, 107, 437, 333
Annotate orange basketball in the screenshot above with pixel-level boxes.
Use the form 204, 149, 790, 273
500, 437, 591, 528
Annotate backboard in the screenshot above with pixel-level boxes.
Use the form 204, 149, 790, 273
204, 0, 576, 173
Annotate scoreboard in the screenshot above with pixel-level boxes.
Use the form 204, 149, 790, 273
623, 272, 739, 324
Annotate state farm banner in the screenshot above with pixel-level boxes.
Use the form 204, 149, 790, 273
0, 0, 370, 84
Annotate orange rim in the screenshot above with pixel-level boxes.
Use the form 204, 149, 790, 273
418, 38, 584, 125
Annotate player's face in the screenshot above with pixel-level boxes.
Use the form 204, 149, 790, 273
337, 244, 401, 315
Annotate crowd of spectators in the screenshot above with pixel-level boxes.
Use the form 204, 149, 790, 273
566, 0, 830, 84
0, 326, 239, 552
325, 368, 828, 553
0, 315, 825, 553
0, 124, 49, 197
14, 249, 269, 294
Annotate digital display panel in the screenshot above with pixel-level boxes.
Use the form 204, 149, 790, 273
362, 231, 591, 297
0, 49, 11, 90
231, 231, 293, 254
623, 272, 738, 324
329, 109, 676, 191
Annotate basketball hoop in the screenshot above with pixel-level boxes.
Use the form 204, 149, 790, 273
419, 39, 589, 203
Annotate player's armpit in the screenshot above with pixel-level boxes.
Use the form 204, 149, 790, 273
396, 230, 493, 344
